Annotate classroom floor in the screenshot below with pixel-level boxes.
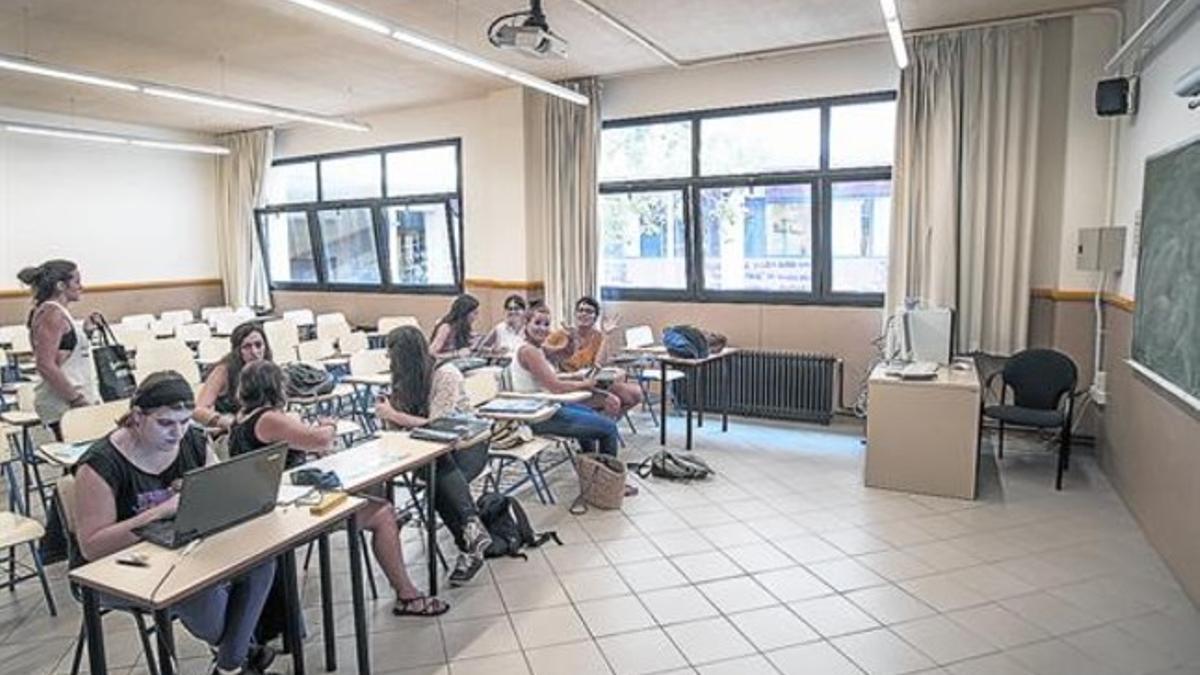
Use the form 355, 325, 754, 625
2, 412, 1199, 675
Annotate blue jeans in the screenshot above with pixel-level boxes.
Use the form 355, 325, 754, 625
532, 403, 620, 456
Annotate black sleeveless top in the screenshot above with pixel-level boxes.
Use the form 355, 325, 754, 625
228, 408, 305, 468
77, 429, 208, 524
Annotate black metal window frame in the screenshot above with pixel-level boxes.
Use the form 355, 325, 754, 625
599, 91, 895, 307
256, 138, 465, 295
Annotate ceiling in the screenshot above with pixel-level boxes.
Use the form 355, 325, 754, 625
0, 0, 1108, 134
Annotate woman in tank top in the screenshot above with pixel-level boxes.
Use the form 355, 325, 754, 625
17, 259, 99, 436
194, 322, 273, 432
429, 294, 480, 357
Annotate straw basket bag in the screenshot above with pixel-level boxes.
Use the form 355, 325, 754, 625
571, 452, 627, 514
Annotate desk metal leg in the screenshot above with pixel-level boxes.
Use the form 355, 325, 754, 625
280, 549, 306, 675
426, 462, 438, 596
659, 360, 668, 446
697, 362, 705, 428
721, 357, 729, 432
346, 517, 371, 675
81, 586, 107, 675
318, 534, 336, 672
685, 366, 694, 451
153, 609, 175, 675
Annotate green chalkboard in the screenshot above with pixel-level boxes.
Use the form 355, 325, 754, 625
1131, 135, 1200, 406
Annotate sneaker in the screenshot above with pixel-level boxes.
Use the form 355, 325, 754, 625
448, 551, 484, 587
248, 644, 277, 673
462, 518, 492, 556
211, 664, 279, 675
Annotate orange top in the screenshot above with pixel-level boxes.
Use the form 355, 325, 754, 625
562, 329, 603, 371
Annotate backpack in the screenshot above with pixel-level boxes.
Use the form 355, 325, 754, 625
283, 362, 335, 398
475, 493, 562, 559
663, 325, 710, 359
630, 449, 715, 481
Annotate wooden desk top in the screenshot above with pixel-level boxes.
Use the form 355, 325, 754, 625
69, 496, 365, 609
292, 431, 454, 493
38, 440, 91, 467
0, 410, 40, 427
626, 345, 740, 366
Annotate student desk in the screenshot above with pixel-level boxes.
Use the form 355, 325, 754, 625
69, 496, 367, 675
628, 346, 739, 450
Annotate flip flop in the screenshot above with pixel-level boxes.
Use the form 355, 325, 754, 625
392, 595, 450, 617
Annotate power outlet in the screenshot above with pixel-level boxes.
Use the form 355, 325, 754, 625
1090, 371, 1108, 406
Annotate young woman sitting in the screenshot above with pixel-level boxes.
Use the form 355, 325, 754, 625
73, 371, 279, 675
511, 302, 622, 458
194, 322, 272, 432
560, 296, 643, 417
374, 326, 493, 586
429, 294, 480, 357
227, 360, 449, 617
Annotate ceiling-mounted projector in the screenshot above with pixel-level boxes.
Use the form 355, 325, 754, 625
488, 0, 568, 59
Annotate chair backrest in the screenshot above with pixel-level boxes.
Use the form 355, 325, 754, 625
213, 313, 250, 336
160, 309, 194, 327
200, 306, 232, 323
0, 324, 31, 352
61, 399, 129, 443
120, 314, 155, 331
1002, 349, 1078, 411
297, 338, 336, 363
15, 382, 35, 412
377, 315, 419, 334
111, 324, 156, 350
175, 322, 212, 342
283, 309, 315, 328
625, 325, 654, 350
197, 336, 227, 361
350, 348, 389, 375
339, 331, 368, 355
134, 339, 201, 384
233, 307, 257, 321
316, 312, 348, 328
149, 319, 175, 338
263, 319, 300, 355
464, 369, 500, 407
56, 474, 79, 536
316, 314, 352, 343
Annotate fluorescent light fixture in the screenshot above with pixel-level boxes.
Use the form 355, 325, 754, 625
879, 0, 909, 69
280, 0, 589, 106
0, 55, 140, 92
0, 51, 369, 132
2, 120, 230, 155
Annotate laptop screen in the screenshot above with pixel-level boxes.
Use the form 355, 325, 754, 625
172, 443, 288, 541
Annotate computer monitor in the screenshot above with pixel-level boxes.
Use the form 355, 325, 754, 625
900, 307, 953, 365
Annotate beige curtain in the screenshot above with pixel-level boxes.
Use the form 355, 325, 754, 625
887, 23, 1042, 354
541, 78, 600, 325
216, 128, 273, 309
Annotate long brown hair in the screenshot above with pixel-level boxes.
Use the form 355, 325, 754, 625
388, 325, 434, 418
431, 294, 479, 351
220, 323, 274, 401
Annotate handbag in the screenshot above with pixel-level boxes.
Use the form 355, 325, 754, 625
90, 313, 136, 402
570, 452, 627, 514
489, 420, 534, 450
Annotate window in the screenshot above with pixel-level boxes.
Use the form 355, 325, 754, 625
599, 93, 895, 304
257, 140, 463, 293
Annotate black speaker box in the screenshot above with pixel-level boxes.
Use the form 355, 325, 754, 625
1096, 77, 1137, 117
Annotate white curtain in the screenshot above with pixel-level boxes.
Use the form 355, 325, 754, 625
542, 78, 601, 325
216, 128, 273, 309
887, 23, 1042, 354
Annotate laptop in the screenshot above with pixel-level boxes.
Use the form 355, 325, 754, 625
135, 443, 288, 549
410, 415, 492, 443
477, 397, 548, 415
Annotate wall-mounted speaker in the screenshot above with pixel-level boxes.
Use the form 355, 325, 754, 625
1096, 77, 1138, 117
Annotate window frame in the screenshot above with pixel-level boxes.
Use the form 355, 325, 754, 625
599, 91, 895, 306
256, 138, 464, 295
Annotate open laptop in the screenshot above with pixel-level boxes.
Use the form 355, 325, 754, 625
134, 443, 288, 549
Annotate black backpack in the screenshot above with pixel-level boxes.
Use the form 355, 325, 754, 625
663, 325, 710, 359
283, 362, 335, 398
475, 493, 562, 559
630, 449, 715, 481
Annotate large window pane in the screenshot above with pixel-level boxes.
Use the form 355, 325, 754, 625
830, 101, 896, 167
831, 181, 891, 293
701, 184, 813, 292
599, 191, 687, 289
320, 155, 381, 201
384, 203, 456, 286
386, 146, 457, 196
262, 212, 317, 282
600, 121, 691, 182
265, 162, 316, 204
317, 208, 380, 284
700, 109, 820, 175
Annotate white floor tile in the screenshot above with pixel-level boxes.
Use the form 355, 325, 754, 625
559, 567, 632, 603
728, 605, 820, 651
945, 604, 1049, 650
766, 640, 865, 675
664, 616, 757, 665
753, 566, 836, 603
639, 586, 720, 625
847, 585, 938, 625
833, 627, 936, 675
670, 551, 743, 583
576, 594, 656, 637
789, 594, 881, 637
509, 605, 590, 650
525, 639, 612, 675
616, 558, 689, 592
696, 576, 777, 614
597, 628, 688, 675
807, 557, 889, 592
890, 615, 996, 665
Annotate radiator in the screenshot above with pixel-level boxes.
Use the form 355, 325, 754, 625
676, 350, 838, 425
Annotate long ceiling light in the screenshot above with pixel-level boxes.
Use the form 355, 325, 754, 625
879, 0, 909, 69
279, 0, 589, 106
2, 120, 230, 155
0, 53, 370, 131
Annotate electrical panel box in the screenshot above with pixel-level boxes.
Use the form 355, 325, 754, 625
1076, 227, 1126, 272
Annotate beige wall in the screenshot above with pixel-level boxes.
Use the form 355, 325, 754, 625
0, 280, 224, 327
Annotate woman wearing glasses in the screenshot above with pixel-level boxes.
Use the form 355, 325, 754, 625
561, 296, 643, 417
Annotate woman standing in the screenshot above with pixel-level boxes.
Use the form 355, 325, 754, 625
194, 322, 272, 431
374, 326, 492, 586
18, 260, 99, 436
429, 294, 480, 357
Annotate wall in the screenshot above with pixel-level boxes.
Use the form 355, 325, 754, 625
0, 106, 220, 295
1096, 3, 1200, 603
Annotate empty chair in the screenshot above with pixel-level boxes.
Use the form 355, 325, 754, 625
0, 325, 31, 352
232, 307, 256, 321
212, 312, 250, 337
134, 339, 200, 384
464, 369, 500, 407
175, 322, 212, 343
0, 446, 56, 616
349, 349, 388, 376
316, 313, 352, 344
119, 314, 154, 331
338, 331, 368, 355
196, 337, 227, 362
159, 309, 194, 328
982, 349, 1079, 490
61, 399, 131, 443
283, 309, 315, 328
110, 325, 156, 351
200, 306, 232, 324
263, 320, 300, 363
624, 325, 654, 350
149, 319, 175, 338
376, 315, 419, 335
297, 338, 337, 363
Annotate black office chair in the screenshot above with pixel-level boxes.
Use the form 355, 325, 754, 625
982, 349, 1078, 490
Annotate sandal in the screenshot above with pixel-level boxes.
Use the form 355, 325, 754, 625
392, 595, 450, 617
